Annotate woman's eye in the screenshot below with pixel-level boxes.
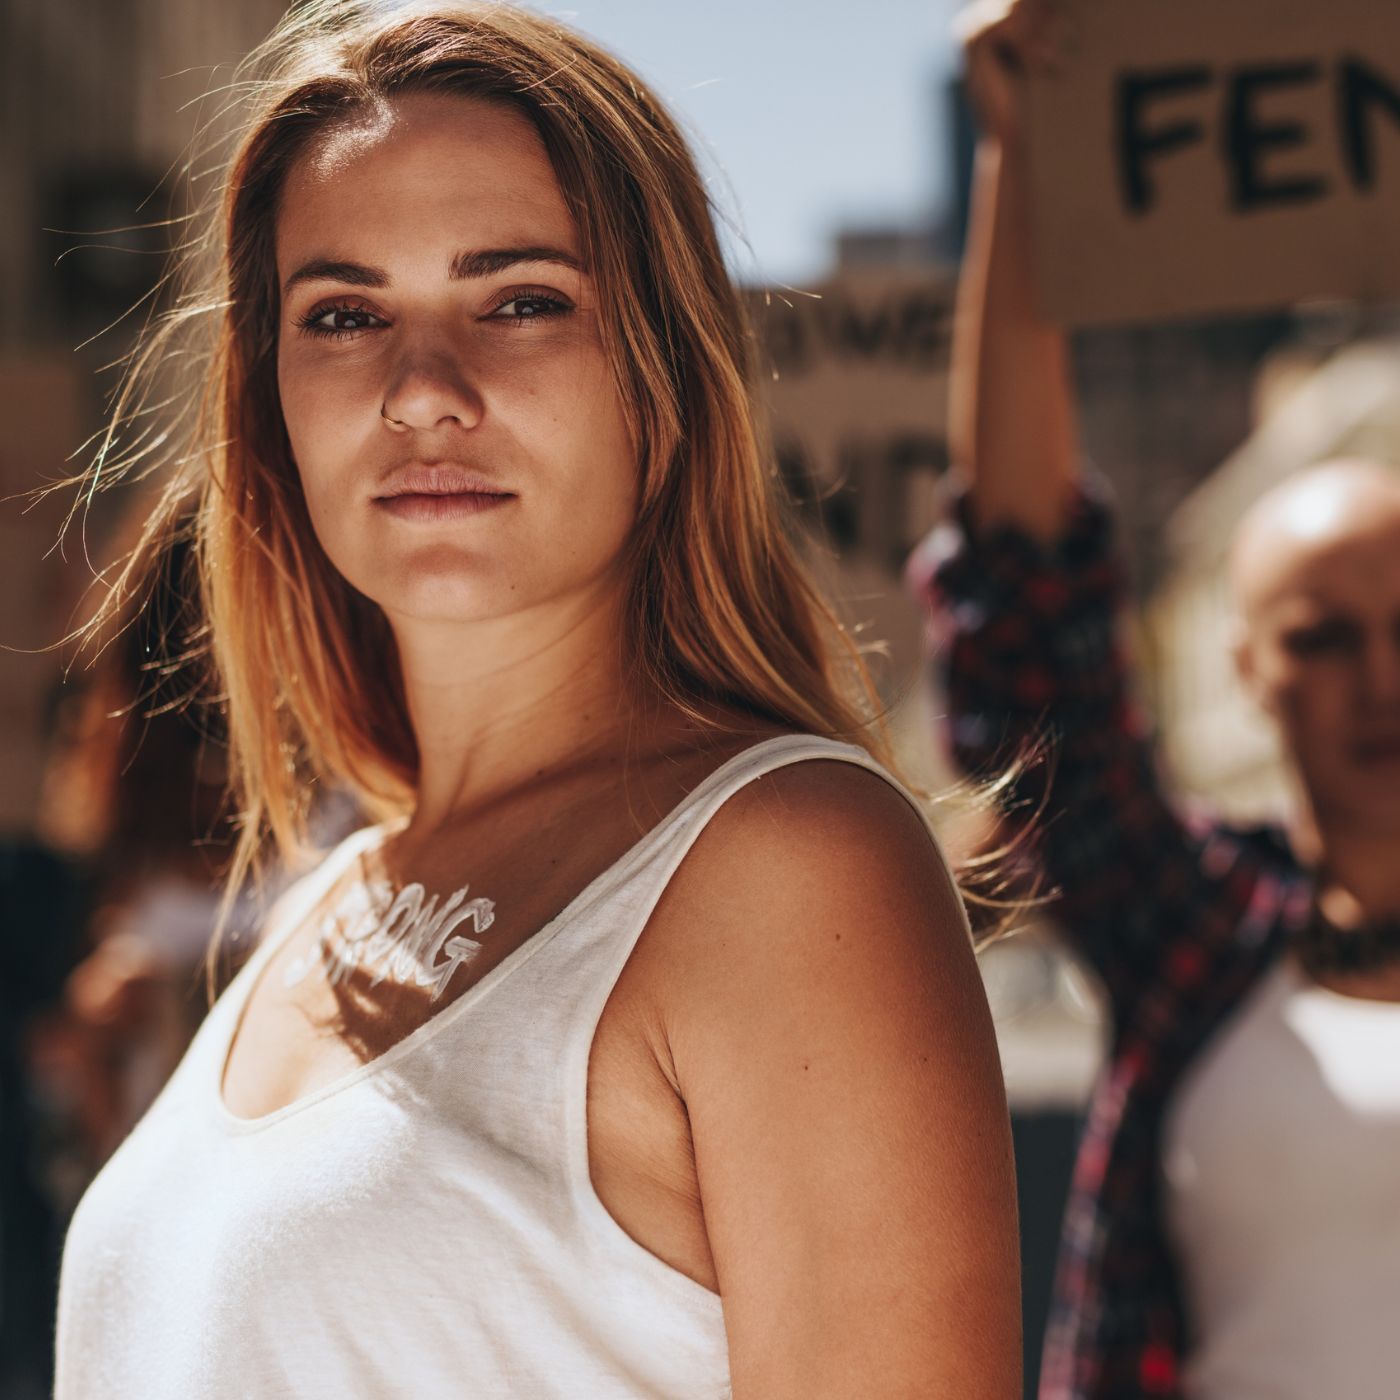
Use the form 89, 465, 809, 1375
486, 293, 572, 324
292, 293, 571, 338
1283, 619, 1363, 657
295, 305, 383, 338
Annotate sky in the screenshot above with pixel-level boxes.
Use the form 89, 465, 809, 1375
547, 0, 963, 288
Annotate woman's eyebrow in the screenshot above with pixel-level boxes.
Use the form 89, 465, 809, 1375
450, 246, 582, 279
282, 246, 583, 296
282, 258, 386, 295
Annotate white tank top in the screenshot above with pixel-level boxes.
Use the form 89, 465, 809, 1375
1161, 955, 1400, 1400
55, 734, 955, 1400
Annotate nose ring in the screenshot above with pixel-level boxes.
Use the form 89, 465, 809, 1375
380, 403, 407, 429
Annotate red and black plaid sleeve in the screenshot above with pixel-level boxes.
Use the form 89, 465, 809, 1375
907, 477, 1220, 1018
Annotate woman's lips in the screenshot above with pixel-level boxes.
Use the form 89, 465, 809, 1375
373, 491, 516, 521
1353, 735, 1400, 763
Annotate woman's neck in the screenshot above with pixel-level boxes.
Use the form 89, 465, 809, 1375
388, 578, 641, 835
1290, 804, 1400, 924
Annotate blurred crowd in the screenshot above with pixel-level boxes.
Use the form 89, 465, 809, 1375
0, 515, 356, 1397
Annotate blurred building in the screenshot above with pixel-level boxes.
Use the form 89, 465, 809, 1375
1073, 314, 1294, 596
0, 0, 289, 833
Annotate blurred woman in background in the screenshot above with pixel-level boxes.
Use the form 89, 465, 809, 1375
915, 2, 1400, 1397
35, 516, 358, 1160
35, 522, 242, 1159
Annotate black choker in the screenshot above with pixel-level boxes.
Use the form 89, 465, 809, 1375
1293, 904, 1400, 978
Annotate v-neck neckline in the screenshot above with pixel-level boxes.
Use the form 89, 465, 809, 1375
212, 733, 819, 1133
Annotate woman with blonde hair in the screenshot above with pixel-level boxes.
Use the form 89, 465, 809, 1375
52, 5, 1020, 1396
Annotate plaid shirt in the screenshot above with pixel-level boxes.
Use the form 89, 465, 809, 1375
907, 481, 1315, 1400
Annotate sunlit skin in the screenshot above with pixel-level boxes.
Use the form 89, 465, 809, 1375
277, 93, 640, 830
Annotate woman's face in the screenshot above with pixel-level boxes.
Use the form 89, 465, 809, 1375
1240, 522, 1400, 830
275, 93, 637, 627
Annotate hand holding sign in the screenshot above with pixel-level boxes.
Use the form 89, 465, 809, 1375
955, 0, 1066, 148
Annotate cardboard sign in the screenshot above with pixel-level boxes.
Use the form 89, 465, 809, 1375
747, 268, 954, 569
1026, 0, 1400, 325
747, 269, 959, 784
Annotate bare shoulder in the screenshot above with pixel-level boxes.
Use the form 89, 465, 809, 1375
709, 753, 941, 854
649, 755, 968, 972
641, 752, 985, 1085
640, 755, 1020, 1396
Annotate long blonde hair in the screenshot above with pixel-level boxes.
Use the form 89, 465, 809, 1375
63, 1, 918, 921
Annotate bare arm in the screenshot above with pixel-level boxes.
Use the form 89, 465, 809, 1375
950, 0, 1079, 539
652, 762, 1021, 1398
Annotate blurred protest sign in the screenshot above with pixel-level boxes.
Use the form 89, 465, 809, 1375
747, 265, 957, 786
747, 268, 954, 571
1027, 0, 1400, 325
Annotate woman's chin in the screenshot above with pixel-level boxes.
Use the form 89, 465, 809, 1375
360, 565, 527, 629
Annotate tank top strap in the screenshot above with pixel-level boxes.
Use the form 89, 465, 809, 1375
681, 733, 940, 872
554, 731, 957, 1192
669, 732, 936, 843
630, 733, 946, 952
552, 733, 957, 1262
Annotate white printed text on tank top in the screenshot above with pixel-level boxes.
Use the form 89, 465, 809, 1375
281, 876, 496, 1001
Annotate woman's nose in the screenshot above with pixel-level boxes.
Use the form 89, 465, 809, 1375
380, 345, 485, 433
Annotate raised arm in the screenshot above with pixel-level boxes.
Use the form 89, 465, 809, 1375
950, 0, 1078, 539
